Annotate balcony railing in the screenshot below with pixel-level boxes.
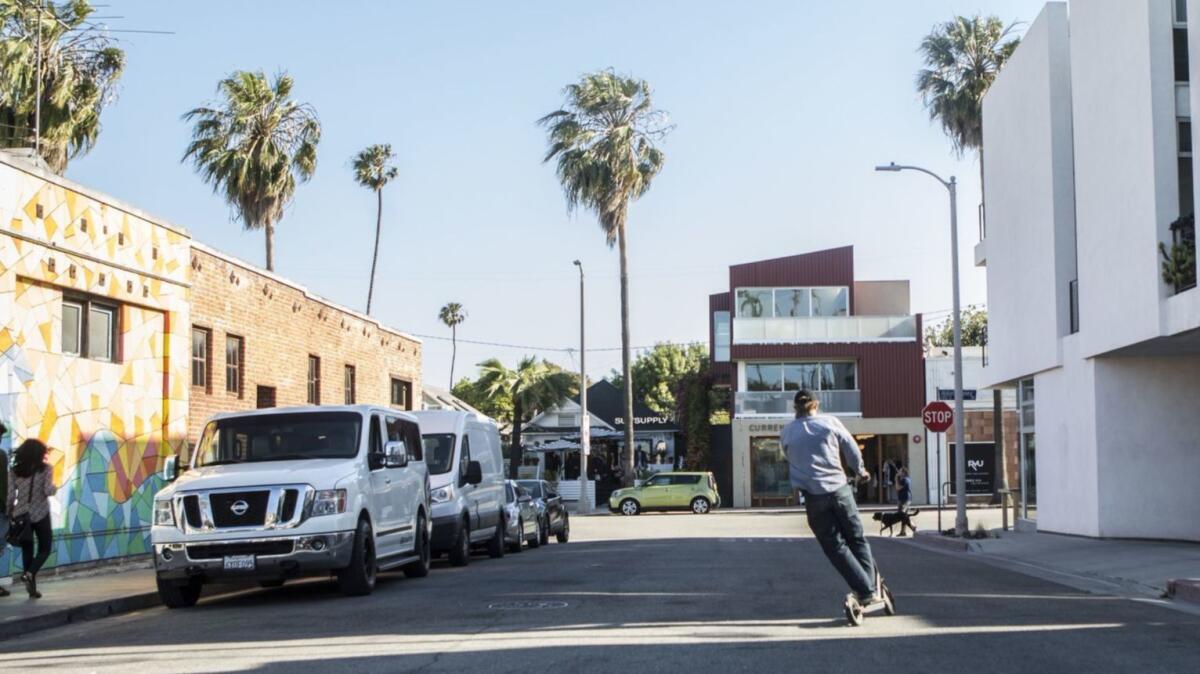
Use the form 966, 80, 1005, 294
732, 315, 917, 344
735, 390, 861, 417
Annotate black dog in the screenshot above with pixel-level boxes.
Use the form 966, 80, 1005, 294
873, 509, 920, 537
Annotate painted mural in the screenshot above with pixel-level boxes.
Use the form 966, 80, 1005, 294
0, 158, 190, 573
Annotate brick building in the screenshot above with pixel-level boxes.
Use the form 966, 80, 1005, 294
187, 243, 422, 445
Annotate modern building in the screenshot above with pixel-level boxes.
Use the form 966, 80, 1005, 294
0, 152, 191, 572
707, 246, 926, 508
187, 243, 422, 445
980, 1, 1200, 541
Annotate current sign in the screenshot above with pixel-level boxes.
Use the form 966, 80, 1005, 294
922, 401, 954, 433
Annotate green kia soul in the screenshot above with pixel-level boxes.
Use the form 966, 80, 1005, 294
609, 472, 721, 516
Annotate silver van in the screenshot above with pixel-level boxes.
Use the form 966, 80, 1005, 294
414, 410, 506, 564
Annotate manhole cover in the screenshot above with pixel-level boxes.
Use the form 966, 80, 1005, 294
488, 600, 569, 610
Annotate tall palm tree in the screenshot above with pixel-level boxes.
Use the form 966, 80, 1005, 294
438, 302, 466, 389
182, 70, 321, 272
477, 356, 575, 479
352, 143, 399, 314
916, 14, 1020, 185
0, 0, 125, 173
539, 70, 671, 486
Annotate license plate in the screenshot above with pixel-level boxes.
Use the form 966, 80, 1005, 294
223, 554, 256, 571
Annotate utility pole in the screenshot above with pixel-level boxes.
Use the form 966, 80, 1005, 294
573, 260, 590, 514
34, 0, 43, 156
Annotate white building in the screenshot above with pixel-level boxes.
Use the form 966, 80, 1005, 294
980, 0, 1200, 541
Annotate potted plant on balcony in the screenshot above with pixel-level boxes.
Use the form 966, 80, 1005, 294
1160, 214, 1196, 293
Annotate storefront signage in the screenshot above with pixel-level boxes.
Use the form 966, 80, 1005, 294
937, 389, 977, 401
615, 415, 672, 426
948, 442, 994, 495
746, 423, 787, 433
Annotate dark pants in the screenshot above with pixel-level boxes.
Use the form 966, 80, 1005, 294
803, 484, 876, 599
20, 516, 52, 576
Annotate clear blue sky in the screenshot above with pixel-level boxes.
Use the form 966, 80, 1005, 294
65, 0, 1047, 387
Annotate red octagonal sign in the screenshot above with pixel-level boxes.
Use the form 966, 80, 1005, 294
922, 401, 954, 433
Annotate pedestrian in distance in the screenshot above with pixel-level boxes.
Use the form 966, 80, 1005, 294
882, 458, 897, 504
781, 389, 880, 606
897, 466, 912, 514
6, 439, 57, 599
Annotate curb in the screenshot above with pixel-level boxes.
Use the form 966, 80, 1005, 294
910, 532, 980, 552
1, 590, 161, 641
1167, 578, 1200, 605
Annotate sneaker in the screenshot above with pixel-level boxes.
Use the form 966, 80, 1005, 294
857, 591, 882, 605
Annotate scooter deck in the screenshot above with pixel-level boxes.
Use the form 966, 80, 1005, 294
843, 572, 895, 626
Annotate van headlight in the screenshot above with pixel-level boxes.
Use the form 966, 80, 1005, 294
154, 499, 175, 527
431, 485, 455, 504
310, 489, 347, 517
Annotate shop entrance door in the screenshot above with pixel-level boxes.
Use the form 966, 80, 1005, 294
750, 437, 794, 507
854, 434, 908, 504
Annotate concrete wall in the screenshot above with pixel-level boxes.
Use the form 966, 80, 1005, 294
853, 281, 909, 316
982, 3, 1076, 386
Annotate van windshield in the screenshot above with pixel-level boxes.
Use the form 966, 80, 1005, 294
192, 412, 362, 468
422, 434, 456, 475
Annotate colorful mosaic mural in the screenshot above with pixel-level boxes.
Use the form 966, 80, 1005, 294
0, 157, 190, 573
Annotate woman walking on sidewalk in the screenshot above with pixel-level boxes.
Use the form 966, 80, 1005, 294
6, 439, 57, 599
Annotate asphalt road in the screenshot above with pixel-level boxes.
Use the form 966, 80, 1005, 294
2, 511, 1197, 673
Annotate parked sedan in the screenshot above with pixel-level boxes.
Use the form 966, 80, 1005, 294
517, 479, 570, 545
609, 472, 722, 516
503, 480, 541, 553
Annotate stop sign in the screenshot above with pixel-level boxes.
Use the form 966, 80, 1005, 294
922, 401, 954, 433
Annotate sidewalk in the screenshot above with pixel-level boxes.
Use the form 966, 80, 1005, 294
0, 567, 162, 639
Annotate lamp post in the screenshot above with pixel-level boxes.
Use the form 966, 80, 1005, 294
875, 162, 968, 536
573, 260, 590, 514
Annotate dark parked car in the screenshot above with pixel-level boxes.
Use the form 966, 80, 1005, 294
517, 479, 570, 545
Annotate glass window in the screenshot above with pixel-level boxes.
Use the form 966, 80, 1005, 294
192, 411, 362, 467
745, 364, 782, 391
422, 433, 456, 475
773, 288, 811, 317
810, 287, 849, 316
1181, 157, 1195, 218
1175, 28, 1190, 83
86, 304, 115, 361
751, 437, 792, 505
518, 480, 543, 497
736, 289, 772, 318
62, 301, 82, 356
307, 356, 320, 404
829, 362, 857, 390
643, 474, 671, 487
369, 415, 384, 464
670, 474, 702, 485
192, 328, 209, 389
225, 335, 242, 395
713, 311, 730, 362
390, 378, 410, 409
1177, 0, 1188, 23
403, 421, 423, 461
344, 365, 356, 404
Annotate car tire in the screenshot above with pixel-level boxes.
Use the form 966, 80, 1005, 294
539, 516, 550, 546
403, 514, 431, 578
529, 519, 542, 549
556, 513, 570, 543
449, 517, 471, 567
157, 576, 202, 609
258, 579, 286, 589
620, 498, 640, 516
338, 518, 378, 597
486, 513, 506, 559
691, 496, 711, 515
508, 517, 525, 553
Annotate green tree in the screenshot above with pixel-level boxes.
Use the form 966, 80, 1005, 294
0, 0, 125, 173
925, 305, 987, 347
477, 356, 576, 478
183, 70, 321, 272
539, 70, 671, 486
438, 302, 467, 390
452, 376, 512, 423
352, 144, 399, 315
609, 342, 707, 417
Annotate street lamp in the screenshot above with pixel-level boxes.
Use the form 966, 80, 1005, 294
875, 161, 969, 537
573, 260, 591, 515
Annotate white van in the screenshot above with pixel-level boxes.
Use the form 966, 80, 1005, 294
151, 406, 431, 607
414, 410, 506, 564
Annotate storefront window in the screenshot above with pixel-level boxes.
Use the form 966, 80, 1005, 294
1018, 378, 1037, 520
751, 437, 792, 506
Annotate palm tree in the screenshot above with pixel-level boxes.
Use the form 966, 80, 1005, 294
182, 70, 321, 272
438, 302, 466, 389
352, 144, 399, 314
539, 70, 671, 486
0, 0, 125, 173
477, 357, 575, 479
916, 14, 1020, 185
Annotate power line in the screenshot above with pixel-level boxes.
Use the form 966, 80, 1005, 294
407, 331, 703, 354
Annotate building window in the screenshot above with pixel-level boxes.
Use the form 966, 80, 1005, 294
192, 327, 211, 390
344, 365, 356, 404
745, 361, 857, 391
1068, 279, 1080, 335
735, 287, 849, 318
1180, 119, 1194, 217
713, 311, 730, 362
736, 289, 773, 317
307, 355, 321, 405
1018, 378, 1037, 521
390, 377, 411, 410
61, 296, 118, 362
225, 335, 243, 397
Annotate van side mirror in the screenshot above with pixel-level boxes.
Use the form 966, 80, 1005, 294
162, 456, 179, 482
385, 441, 408, 468
465, 460, 483, 485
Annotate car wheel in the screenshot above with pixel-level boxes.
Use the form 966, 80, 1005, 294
157, 576, 202, 609
538, 516, 550, 546
403, 514, 431, 578
529, 518, 542, 549
337, 518, 377, 597
486, 513, 506, 559
620, 498, 640, 516
556, 513, 570, 543
691, 496, 711, 515
508, 517, 524, 553
449, 518, 471, 567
